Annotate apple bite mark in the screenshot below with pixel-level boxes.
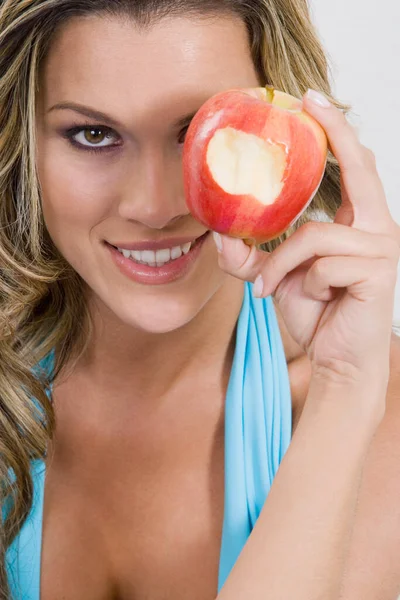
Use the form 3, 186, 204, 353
206, 127, 287, 206
183, 85, 328, 245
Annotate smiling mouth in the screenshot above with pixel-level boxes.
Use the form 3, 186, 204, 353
107, 231, 210, 268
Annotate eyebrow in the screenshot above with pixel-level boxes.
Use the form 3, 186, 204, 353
47, 102, 197, 130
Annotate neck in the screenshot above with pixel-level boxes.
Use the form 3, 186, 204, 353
70, 278, 245, 402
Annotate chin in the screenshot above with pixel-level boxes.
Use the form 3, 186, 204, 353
122, 298, 200, 334
92, 277, 223, 335
74, 239, 226, 334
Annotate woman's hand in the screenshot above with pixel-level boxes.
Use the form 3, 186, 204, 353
214, 89, 400, 392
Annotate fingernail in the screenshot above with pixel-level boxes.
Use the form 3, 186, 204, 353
306, 89, 331, 108
253, 274, 264, 298
213, 231, 223, 253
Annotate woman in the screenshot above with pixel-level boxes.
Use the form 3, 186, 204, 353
0, 0, 399, 598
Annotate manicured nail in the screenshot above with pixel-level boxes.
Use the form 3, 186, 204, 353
253, 274, 264, 298
306, 89, 331, 108
213, 232, 223, 253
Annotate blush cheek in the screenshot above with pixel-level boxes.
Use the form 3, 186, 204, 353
38, 148, 121, 263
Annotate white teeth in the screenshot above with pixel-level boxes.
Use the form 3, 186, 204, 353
141, 250, 156, 263
156, 248, 171, 263
116, 240, 197, 266
170, 246, 182, 260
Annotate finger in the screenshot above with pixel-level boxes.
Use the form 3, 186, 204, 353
213, 232, 268, 282
252, 221, 399, 297
303, 90, 394, 235
302, 256, 395, 302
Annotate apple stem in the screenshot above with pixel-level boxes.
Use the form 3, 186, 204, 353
265, 85, 275, 104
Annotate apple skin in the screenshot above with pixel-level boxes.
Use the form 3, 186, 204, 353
183, 86, 328, 245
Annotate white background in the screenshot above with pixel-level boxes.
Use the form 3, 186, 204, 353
309, 0, 400, 330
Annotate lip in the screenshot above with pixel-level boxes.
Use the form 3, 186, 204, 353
107, 233, 208, 252
105, 231, 211, 286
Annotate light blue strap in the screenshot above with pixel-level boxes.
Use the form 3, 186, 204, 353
218, 282, 292, 591
5, 460, 46, 600
4, 350, 54, 600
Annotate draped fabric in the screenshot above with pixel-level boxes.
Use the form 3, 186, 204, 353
217, 282, 292, 590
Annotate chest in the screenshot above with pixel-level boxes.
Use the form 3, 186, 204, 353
38, 357, 400, 600
40, 389, 226, 600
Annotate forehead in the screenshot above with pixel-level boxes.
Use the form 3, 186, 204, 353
39, 14, 260, 119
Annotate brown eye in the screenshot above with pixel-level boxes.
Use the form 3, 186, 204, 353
84, 128, 108, 144
63, 124, 122, 154
80, 127, 116, 146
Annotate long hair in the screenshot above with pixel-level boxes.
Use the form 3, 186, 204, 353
0, 0, 349, 595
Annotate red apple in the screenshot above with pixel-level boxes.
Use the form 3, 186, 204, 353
183, 85, 328, 245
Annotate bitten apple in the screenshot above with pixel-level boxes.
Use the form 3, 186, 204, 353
183, 85, 328, 245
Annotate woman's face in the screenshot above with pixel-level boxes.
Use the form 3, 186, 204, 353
36, 13, 261, 334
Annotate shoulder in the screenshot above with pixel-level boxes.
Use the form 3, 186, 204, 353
273, 296, 311, 426
339, 333, 400, 598
273, 298, 305, 364
389, 329, 400, 373
286, 332, 400, 598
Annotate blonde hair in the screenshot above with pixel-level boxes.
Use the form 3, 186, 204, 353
0, 0, 350, 595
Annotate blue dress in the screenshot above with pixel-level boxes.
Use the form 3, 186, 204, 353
4, 282, 292, 599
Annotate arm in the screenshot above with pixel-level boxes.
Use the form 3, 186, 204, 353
213, 89, 399, 600
217, 377, 384, 600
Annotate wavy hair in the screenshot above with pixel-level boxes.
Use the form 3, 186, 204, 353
0, 0, 350, 596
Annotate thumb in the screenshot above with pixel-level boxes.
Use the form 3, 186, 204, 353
213, 232, 266, 282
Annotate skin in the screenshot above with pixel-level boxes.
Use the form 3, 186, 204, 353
36, 14, 262, 599
35, 12, 400, 600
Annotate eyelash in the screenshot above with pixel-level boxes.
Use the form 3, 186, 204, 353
62, 121, 190, 155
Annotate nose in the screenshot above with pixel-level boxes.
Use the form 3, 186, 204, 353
118, 147, 190, 230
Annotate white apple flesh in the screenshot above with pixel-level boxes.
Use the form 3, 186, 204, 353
183, 85, 328, 245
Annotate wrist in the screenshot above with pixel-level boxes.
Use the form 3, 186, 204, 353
303, 370, 387, 434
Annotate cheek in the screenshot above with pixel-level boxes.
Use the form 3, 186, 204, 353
37, 144, 120, 253
34, 135, 226, 331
